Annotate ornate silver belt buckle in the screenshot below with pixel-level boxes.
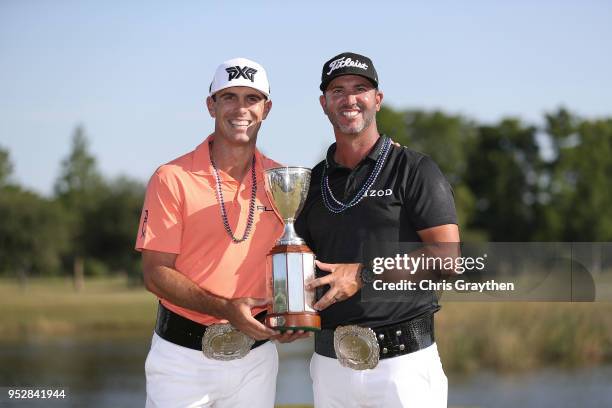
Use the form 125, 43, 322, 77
202, 324, 255, 361
333, 325, 379, 370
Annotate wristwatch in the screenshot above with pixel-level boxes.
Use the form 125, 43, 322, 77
360, 264, 377, 284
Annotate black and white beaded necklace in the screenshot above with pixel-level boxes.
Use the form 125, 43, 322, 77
321, 136, 392, 214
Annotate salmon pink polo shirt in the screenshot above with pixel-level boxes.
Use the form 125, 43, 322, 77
135, 135, 284, 325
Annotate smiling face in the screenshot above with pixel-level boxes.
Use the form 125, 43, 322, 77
320, 75, 383, 136
206, 86, 272, 145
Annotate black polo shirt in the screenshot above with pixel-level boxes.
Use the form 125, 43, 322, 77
295, 135, 457, 329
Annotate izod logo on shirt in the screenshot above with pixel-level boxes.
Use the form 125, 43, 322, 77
365, 189, 393, 197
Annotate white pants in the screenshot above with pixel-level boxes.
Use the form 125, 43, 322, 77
310, 343, 447, 408
145, 333, 278, 408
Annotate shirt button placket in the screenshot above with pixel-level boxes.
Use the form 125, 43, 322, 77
344, 174, 355, 201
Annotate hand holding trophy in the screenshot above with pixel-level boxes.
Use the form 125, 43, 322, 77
264, 167, 320, 332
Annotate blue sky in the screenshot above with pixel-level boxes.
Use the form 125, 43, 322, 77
1, 0, 611, 195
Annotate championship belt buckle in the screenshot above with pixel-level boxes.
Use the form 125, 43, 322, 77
333, 325, 380, 370
202, 324, 255, 361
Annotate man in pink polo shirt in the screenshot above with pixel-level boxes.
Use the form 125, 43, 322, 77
136, 57, 305, 408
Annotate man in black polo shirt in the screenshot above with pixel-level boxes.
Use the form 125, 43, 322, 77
295, 52, 459, 407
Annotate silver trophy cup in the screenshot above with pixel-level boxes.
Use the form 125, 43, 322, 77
264, 167, 320, 331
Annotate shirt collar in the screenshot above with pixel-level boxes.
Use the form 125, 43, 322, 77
325, 135, 388, 172
191, 134, 265, 176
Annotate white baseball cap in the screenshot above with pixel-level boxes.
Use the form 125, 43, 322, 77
209, 57, 270, 99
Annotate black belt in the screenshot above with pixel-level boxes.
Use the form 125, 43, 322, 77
154, 302, 268, 351
315, 313, 435, 360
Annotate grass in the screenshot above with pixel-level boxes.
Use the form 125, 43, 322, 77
436, 301, 612, 374
1, 277, 612, 374
0, 276, 158, 338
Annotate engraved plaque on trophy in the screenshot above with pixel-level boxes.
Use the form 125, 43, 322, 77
264, 167, 320, 331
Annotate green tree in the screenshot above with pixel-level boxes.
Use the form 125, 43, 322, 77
534, 108, 580, 240
541, 109, 612, 240
55, 125, 104, 199
465, 118, 542, 241
0, 186, 70, 282
54, 125, 105, 289
0, 146, 13, 187
85, 176, 145, 283
378, 106, 479, 238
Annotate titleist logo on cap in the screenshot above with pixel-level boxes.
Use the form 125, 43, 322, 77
326, 57, 369, 76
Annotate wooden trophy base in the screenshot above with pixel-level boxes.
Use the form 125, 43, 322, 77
269, 244, 312, 255
266, 312, 321, 332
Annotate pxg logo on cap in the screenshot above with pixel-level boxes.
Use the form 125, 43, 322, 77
210, 57, 270, 98
226, 66, 257, 82
320, 52, 378, 92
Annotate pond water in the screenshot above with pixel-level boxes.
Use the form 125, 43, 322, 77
1, 335, 610, 407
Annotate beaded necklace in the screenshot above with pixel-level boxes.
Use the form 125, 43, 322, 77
210, 146, 257, 243
321, 136, 392, 214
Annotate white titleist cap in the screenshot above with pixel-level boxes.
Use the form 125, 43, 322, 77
209, 57, 270, 98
